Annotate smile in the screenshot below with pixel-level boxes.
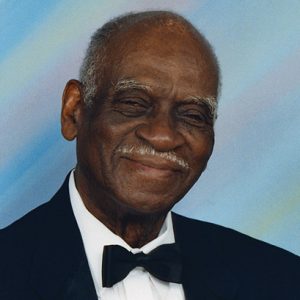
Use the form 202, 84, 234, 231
121, 156, 184, 177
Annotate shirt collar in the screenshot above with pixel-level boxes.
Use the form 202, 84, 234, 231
68, 170, 175, 291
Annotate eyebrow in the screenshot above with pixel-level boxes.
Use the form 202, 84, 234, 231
114, 79, 152, 94
113, 79, 218, 121
183, 95, 218, 121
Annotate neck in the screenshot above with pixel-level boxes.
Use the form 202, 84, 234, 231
108, 213, 166, 248
74, 168, 167, 248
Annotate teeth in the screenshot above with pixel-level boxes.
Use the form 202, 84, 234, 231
116, 145, 189, 169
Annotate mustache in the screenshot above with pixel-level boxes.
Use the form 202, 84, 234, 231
115, 145, 190, 170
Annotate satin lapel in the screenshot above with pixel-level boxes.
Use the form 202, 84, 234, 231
172, 213, 238, 300
29, 176, 98, 300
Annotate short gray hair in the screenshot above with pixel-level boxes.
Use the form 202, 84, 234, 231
79, 10, 220, 107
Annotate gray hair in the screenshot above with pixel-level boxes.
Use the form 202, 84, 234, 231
79, 10, 220, 108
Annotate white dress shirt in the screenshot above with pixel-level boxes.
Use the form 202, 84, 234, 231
69, 171, 185, 300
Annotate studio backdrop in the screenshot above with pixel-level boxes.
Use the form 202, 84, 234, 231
1, 0, 299, 255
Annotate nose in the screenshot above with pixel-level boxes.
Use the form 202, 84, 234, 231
135, 113, 184, 152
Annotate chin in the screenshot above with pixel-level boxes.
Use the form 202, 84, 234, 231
115, 192, 175, 216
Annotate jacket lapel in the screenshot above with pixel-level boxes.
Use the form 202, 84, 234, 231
29, 176, 98, 300
172, 213, 238, 300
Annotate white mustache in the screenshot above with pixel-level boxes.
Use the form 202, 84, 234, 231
116, 145, 189, 170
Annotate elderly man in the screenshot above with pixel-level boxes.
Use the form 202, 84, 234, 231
0, 11, 299, 300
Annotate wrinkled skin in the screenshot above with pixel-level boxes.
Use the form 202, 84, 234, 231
61, 23, 219, 247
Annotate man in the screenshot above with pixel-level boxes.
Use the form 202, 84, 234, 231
0, 11, 299, 300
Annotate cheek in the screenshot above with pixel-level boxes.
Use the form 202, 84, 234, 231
201, 133, 214, 155
76, 120, 112, 176
188, 131, 214, 169
85, 118, 137, 178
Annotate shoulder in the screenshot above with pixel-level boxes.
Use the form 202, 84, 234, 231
173, 213, 300, 276
173, 212, 299, 258
0, 200, 54, 292
0, 177, 70, 278
0, 174, 70, 247
0, 199, 53, 244
173, 213, 300, 297
0, 199, 56, 262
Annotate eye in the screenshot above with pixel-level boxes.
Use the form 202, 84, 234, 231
113, 98, 149, 117
177, 106, 213, 127
184, 109, 205, 121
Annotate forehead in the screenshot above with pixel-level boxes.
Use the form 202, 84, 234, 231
103, 22, 219, 98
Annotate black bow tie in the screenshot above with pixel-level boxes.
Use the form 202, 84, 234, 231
102, 243, 183, 288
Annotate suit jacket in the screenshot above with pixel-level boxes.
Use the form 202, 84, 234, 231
0, 175, 299, 300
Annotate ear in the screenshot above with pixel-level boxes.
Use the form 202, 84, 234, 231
61, 79, 83, 141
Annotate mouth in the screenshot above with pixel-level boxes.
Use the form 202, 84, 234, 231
121, 156, 185, 178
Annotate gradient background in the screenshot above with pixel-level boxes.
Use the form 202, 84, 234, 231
1, 1, 299, 255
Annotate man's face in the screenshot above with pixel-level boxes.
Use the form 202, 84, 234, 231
76, 26, 218, 215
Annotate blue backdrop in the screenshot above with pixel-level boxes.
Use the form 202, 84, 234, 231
1, 1, 299, 255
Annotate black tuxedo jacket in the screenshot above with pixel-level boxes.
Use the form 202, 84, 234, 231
1, 176, 300, 300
